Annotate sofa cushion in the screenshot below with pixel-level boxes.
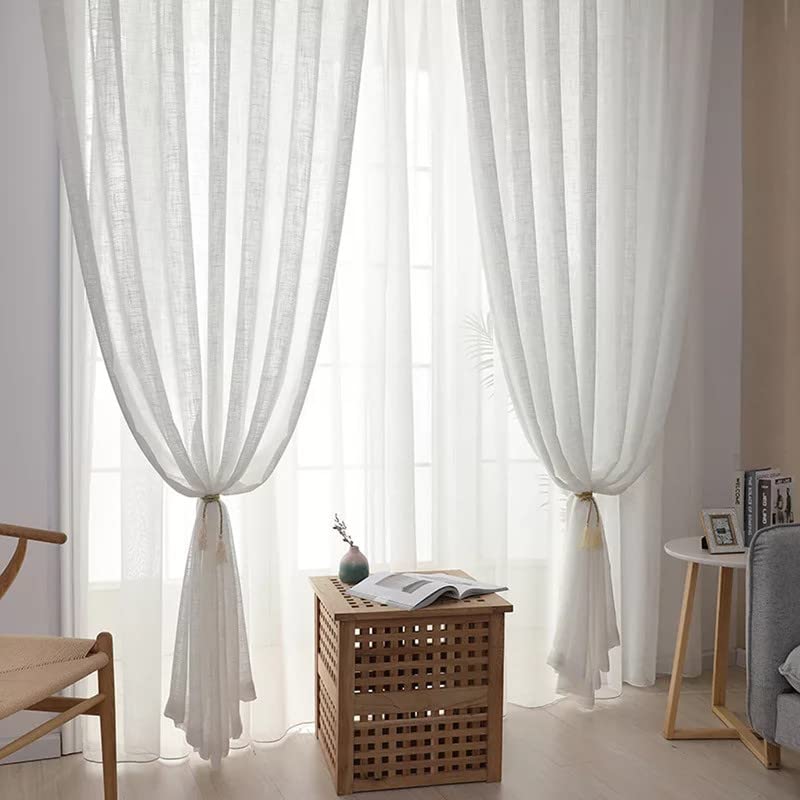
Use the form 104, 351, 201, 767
775, 691, 800, 750
779, 644, 800, 693
747, 526, 800, 741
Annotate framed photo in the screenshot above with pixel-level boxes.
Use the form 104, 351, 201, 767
701, 508, 746, 554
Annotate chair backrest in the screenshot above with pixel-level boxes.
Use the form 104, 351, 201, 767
0, 523, 66, 601
747, 524, 800, 741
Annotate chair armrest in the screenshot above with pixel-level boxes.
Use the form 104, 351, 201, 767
0, 524, 66, 601
0, 523, 67, 545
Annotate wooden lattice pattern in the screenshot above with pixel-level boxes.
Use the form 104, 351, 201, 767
317, 677, 338, 779
329, 576, 382, 610
350, 619, 491, 786
318, 599, 338, 687
352, 706, 489, 783
311, 573, 511, 794
353, 620, 491, 692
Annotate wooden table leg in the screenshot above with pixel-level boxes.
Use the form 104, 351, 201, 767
663, 562, 781, 767
663, 561, 700, 739
712, 705, 781, 768
711, 567, 734, 707
710, 567, 780, 768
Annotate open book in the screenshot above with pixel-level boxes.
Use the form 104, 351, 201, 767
347, 572, 507, 610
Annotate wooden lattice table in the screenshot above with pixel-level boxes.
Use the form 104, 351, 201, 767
310, 571, 513, 794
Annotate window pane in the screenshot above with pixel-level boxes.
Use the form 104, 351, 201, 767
506, 461, 539, 560
508, 406, 534, 461
164, 491, 195, 582
88, 472, 121, 583
344, 467, 367, 547
507, 462, 561, 561
413, 71, 431, 168
91, 362, 121, 470
410, 267, 432, 365
297, 366, 333, 469
479, 391, 498, 463
415, 464, 432, 563
297, 470, 334, 570
341, 366, 366, 468
335, 263, 366, 363
411, 169, 432, 266
365, 165, 387, 266
412, 366, 431, 464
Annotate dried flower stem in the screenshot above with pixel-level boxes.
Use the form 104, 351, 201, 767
332, 513, 354, 546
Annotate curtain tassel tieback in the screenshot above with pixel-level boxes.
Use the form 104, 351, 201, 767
575, 491, 603, 550
200, 494, 227, 563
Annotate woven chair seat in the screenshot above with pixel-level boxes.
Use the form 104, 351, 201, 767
0, 635, 108, 720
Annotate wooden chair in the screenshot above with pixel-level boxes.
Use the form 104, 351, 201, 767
0, 522, 117, 799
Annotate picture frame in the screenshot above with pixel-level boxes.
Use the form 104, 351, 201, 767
700, 508, 746, 554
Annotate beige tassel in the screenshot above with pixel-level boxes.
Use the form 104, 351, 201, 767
580, 525, 603, 550
575, 491, 603, 550
198, 518, 208, 551
216, 534, 227, 563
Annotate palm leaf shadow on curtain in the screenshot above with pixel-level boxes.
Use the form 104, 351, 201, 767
457, 0, 713, 704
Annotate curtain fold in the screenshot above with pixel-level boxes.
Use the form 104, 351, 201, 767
457, 0, 714, 704
40, 0, 367, 765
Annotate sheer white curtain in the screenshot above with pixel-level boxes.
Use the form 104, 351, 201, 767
58, 0, 712, 765
457, 0, 713, 703
42, 0, 367, 765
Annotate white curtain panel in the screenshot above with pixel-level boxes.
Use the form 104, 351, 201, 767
457, 0, 714, 704
40, 0, 367, 765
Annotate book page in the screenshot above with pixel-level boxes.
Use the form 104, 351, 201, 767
421, 573, 507, 598
346, 571, 508, 609
347, 572, 453, 608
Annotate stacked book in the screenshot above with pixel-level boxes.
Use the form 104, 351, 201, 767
735, 468, 795, 546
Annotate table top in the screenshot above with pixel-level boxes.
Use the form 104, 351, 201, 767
310, 569, 513, 621
664, 537, 748, 569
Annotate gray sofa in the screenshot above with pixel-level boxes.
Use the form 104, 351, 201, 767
747, 524, 800, 750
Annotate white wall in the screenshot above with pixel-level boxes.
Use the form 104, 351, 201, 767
0, 0, 62, 760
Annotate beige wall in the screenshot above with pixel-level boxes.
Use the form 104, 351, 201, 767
740, 0, 800, 649
743, 0, 800, 481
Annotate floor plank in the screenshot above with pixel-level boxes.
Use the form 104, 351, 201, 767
2, 669, 799, 799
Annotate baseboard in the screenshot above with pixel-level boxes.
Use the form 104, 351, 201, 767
656, 648, 736, 676
704, 648, 740, 670
0, 732, 61, 764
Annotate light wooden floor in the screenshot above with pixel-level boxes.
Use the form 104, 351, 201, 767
3, 668, 800, 800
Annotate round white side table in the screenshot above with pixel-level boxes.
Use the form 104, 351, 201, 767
662, 537, 780, 769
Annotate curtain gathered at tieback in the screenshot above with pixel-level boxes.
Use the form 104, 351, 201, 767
457, 0, 714, 707
39, 0, 369, 766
